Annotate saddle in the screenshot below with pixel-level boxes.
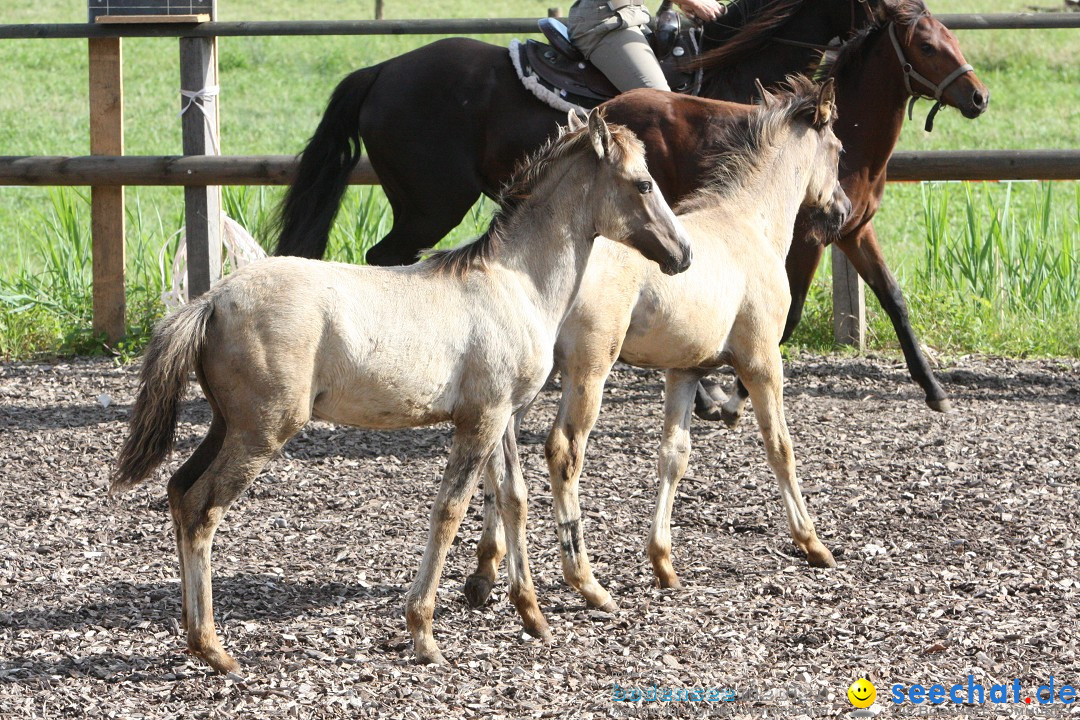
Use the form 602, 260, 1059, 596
514, 15, 702, 111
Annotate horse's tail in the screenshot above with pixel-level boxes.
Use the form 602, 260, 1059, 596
274, 65, 381, 259
111, 298, 215, 494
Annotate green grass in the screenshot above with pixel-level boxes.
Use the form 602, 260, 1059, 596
1, 0, 1078, 359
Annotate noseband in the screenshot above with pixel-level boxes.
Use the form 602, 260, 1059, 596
887, 21, 973, 132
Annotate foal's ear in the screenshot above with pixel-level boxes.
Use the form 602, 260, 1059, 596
586, 108, 612, 160
814, 78, 837, 128
566, 108, 587, 132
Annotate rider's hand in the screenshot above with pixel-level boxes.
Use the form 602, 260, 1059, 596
674, 0, 726, 22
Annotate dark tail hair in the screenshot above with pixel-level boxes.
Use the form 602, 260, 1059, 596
274, 65, 381, 259
111, 299, 214, 494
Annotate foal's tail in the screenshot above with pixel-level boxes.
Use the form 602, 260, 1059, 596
274, 65, 381, 259
111, 299, 215, 494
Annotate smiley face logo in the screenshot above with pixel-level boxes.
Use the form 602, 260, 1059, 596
848, 678, 876, 708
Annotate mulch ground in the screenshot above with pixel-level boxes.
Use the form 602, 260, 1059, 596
1, 353, 1077, 719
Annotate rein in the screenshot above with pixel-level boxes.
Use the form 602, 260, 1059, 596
887, 21, 973, 132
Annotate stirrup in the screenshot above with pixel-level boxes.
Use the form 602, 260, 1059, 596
538, 17, 584, 62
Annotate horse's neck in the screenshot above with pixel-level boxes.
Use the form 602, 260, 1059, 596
700, 1, 858, 102
495, 171, 598, 327
833, 27, 909, 184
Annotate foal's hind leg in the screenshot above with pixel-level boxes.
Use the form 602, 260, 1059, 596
174, 432, 282, 674
737, 349, 835, 568
647, 369, 705, 589
493, 424, 552, 641
462, 462, 506, 608
167, 413, 227, 632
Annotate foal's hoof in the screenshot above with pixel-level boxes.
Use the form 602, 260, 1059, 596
806, 545, 837, 569
525, 623, 554, 644
927, 397, 953, 413
463, 574, 495, 608
591, 599, 620, 614
193, 645, 240, 675
413, 645, 448, 665
693, 384, 728, 422
719, 405, 742, 429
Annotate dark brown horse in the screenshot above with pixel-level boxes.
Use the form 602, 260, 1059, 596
275, 0, 987, 413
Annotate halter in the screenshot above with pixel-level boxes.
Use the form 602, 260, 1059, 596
887, 21, 973, 132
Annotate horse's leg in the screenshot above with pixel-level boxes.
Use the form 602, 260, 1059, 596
545, 364, 617, 611
363, 150, 485, 267
406, 417, 505, 665
647, 369, 704, 589
494, 423, 552, 641
714, 238, 827, 428
462, 460, 506, 608
176, 431, 282, 674
737, 348, 835, 568
838, 222, 951, 411
463, 396, 543, 607
166, 412, 227, 633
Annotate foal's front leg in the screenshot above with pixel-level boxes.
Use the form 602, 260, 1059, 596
738, 350, 835, 568
405, 419, 505, 665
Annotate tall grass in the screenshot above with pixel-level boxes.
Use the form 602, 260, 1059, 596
789, 181, 1080, 357
0, 186, 495, 360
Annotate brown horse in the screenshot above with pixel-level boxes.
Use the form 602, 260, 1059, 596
275, 0, 987, 413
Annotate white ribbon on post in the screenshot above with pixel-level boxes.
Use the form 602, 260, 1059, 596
163, 83, 267, 310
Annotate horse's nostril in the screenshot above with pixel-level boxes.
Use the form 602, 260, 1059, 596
973, 91, 986, 107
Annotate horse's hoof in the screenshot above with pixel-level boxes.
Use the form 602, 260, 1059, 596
927, 397, 953, 413
591, 599, 620, 614
657, 574, 683, 590
806, 546, 837, 569
719, 407, 742, 429
693, 400, 724, 422
413, 645, 447, 665
463, 574, 495, 608
195, 646, 240, 675
525, 624, 554, 644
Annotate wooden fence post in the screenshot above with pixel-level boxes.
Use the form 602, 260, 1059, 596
179, 34, 222, 298
88, 36, 126, 343
832, 246, 865, 349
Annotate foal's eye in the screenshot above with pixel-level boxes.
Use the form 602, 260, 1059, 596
920, 43, 936, 55
636, 180, 653, 194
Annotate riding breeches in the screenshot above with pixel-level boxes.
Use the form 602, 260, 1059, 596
567, 0, 671, 92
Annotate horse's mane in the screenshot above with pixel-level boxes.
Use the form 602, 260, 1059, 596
815, 0, 930, 81
422, 116, 637, 277
676, 76, 827, 212
691, 0, 808, 71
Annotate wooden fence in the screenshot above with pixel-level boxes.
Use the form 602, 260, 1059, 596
1, 13, 1078, 344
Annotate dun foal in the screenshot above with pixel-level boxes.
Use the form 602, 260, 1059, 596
466, 79, 850, 611
112, 110, 691, 671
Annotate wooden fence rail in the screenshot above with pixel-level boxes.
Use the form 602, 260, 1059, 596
2, 150, 1079, 186
2, 12, 1077, 344
2, 13, 1079, 39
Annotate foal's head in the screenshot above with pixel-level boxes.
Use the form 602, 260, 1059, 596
565, 110, 692, 276
773, 77, 851, 240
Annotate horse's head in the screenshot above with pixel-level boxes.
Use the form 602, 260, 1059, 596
878, 0, 989, 121
780, 78, 852, 240
567, 109, 692, 275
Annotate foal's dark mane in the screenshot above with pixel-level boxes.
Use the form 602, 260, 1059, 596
676, 76, 827, 212
422, 121, 637, 276
815, 0, 930, 80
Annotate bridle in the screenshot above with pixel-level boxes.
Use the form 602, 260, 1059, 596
887, 21, 974, 132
